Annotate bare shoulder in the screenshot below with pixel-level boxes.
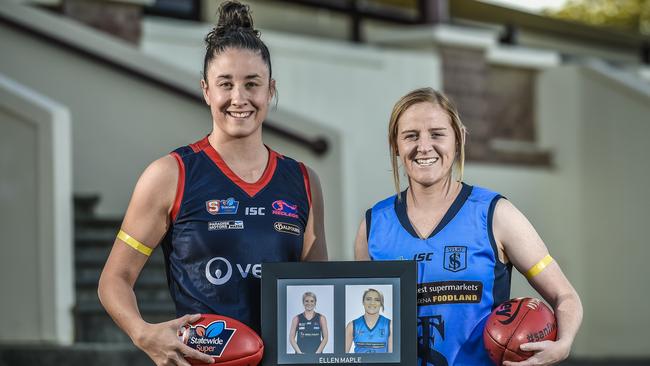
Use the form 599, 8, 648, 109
140, 155, 179, 188
124, 154, 180, 225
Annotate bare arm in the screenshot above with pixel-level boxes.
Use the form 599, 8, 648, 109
288, 315, 302, 354
97, 155, 213, 366
316, 314, 329, 353
301, 166, 328, 261
345, 322, 354, 353
494, 199, 583, 366
354, 218, 371, 260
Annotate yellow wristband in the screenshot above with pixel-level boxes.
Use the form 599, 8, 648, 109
117, 230, 153, 256
524, 254, 553, 280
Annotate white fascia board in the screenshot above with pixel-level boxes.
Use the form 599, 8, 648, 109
487, 46, 561, 69
368, 24, 498, 50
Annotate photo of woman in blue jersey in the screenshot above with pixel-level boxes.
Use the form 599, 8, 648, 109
345, 288, 393, 354
97, 2, 327, 365
288, 291, 329, 354
354, 88, 582, 366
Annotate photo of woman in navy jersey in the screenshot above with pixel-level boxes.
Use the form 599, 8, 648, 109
289, 292, 329, 354
97, 2, 327, 365
354, 88, 581, 366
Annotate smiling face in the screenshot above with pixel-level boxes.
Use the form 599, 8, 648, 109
396, 102, 457, 189
362, 290, 383, 315
303, 295, 316, 311
201, 47, 275, 140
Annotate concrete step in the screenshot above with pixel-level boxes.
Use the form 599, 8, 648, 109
75, 266, 168, 289
0, 343, 151, 366
74, 301, 176, 343
73, 194, 101, 219
75, 246, 166, 266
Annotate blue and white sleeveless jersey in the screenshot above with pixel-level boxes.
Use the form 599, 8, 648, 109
160, 136, 311, 333
352, 314, 391, 353
367, 184, 511, 366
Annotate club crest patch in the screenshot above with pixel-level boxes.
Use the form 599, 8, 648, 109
444, 246, 467, 272
206, 198, 239, 215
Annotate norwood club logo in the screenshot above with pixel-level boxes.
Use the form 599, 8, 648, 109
181, 320, 236, 357
206, 198, 239, 215
271, 200, 299, 219
444, 246, 467, 272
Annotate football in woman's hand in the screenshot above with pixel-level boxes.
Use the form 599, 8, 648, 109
483, 297, 557, 365
180, 314, 264, 366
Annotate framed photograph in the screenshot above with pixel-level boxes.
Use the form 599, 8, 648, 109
261, 261, 416, 366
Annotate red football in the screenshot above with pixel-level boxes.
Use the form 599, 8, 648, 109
483, 297, 557, 365
180, 314, 264, 366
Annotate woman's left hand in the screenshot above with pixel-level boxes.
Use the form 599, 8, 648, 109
502, 339, 570, 366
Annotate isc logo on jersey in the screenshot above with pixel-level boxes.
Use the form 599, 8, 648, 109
206, 198, 239, 215
205, 257, 261, 285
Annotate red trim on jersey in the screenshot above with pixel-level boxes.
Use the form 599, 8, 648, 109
196, 136, 278, 197
170, 152, 185, 222
189, 141, 202, 153
298, 162, 312, 207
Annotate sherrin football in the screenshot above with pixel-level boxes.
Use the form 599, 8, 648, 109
483, 297, 557, 365
179, 314, 264, 366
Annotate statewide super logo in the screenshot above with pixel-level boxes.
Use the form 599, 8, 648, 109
181, 320, 236, 357
206, 198, 239, 215
271, 199, 299, 218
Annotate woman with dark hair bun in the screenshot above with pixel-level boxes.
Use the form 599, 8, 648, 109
98, 2, 328, 365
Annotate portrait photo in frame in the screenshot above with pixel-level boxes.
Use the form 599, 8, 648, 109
261, 261, 416, 366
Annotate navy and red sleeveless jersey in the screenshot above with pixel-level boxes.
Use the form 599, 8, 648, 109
160, 136, 312, 333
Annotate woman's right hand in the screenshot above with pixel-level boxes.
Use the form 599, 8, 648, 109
133, 314, 215, 366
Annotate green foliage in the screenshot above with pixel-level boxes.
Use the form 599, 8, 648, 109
545, 0, 650, 34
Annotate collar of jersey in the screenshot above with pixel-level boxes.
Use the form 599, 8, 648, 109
194, 135, 279, 198
394, 183, 473, 240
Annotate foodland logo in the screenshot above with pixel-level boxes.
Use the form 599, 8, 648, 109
205, 257, 261, 286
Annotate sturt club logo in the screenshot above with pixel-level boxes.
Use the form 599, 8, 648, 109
443, 246, 467, 272
418, 315, 448, 366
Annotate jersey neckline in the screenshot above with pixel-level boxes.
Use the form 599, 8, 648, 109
359, 314, 387, 333
394, 183, 473, 240
192, 136, 279, 198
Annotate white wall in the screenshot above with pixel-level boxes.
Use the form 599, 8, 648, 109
0, 74, 73, 344
578, 64, 650, 357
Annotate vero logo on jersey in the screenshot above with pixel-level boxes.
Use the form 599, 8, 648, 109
271, 200, 299, 218
206, 198, 239, 215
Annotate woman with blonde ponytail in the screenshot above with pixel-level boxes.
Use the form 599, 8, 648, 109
354, 88, 581, 366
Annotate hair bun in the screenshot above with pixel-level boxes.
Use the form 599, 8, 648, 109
215, 1, 258, 37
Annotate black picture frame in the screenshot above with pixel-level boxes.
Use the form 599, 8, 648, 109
261, 261, 417, 366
